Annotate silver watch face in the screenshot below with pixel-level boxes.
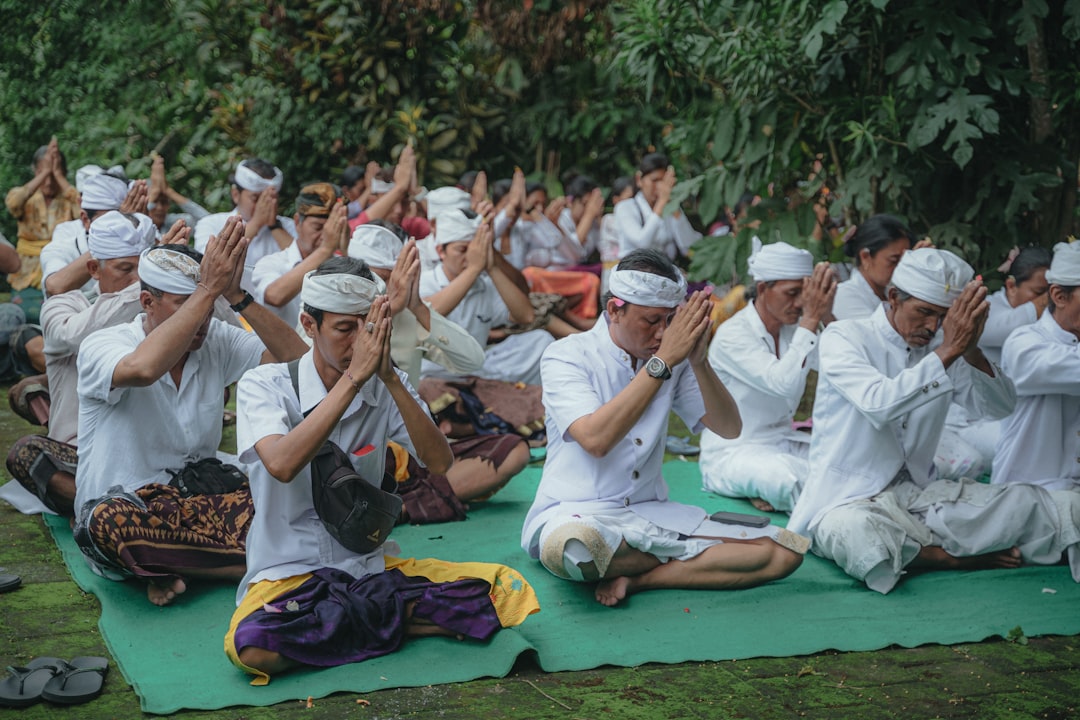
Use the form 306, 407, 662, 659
646, 356, 667, 377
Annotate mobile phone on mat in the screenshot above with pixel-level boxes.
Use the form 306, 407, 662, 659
708, 511, 771, 528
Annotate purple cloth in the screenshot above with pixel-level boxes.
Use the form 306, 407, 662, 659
233, 568, 500, 668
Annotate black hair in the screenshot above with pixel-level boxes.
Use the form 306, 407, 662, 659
602, 248, 680, 308
457, 170, 478, 192
638, 152, 669, 176
340, 165, 365, 187
491, 179, 512, 206
367, 218, 409, 242
140, 243, 203, 297
302, 256, 376, 327
1005, 246, 1052, 285
525, 181, 547, 197
608, 176, 636, 203
374, 166, 394, 184
31, 145, 67, 175
566, 175, 598, 199
843, 214, 917, 267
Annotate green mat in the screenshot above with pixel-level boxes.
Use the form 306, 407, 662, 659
45, 463, 1080, 714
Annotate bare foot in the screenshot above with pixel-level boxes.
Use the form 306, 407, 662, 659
914, 546, 1023, 571
147, 577, 186, 606
750, 498, 775, 513
595, 576, 632, 607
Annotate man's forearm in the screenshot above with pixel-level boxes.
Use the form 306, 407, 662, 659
693, 361, 741, 439
233, 297, 308, 362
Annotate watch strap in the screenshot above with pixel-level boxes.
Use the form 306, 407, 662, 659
230, 291, 255, 313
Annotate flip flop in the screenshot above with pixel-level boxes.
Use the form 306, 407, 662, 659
40, 657, 109, 705
665, 436, 700, 456
0, 657, 63, 707
0, 574, 20, 593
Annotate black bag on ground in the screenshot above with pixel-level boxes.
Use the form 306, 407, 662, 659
168, 458, 248, 497
287, 359, 402, 553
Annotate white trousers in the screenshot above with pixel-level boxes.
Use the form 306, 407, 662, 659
700, 439, 808, 512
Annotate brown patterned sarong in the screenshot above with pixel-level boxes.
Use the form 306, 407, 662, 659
418, 376, 545, 440
6, 434, 78, 513
87, 483, 253, 580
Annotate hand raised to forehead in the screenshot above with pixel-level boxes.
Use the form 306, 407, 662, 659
201, 216, 248, 297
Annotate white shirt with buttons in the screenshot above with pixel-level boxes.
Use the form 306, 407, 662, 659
787, 305, 1017, 537
993, 311, 1080, 491
251, 240, 305, 327
520, 315, 707, 557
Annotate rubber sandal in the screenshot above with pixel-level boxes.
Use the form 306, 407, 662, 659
40, 657, 109, 705
0, 658, 64, 707
665, 436, 700, 456
0, 574, 21, 593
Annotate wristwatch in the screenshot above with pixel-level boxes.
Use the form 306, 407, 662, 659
644, 355, 671, 381
230, 291, 255, 313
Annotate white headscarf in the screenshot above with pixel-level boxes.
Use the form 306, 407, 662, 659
426, 186, 471, 224
348, 225, 404, 270
890, 247, 973, 307
747, 239, 814, 281
233, 160, 283, 193
369, 178, 394, 195
608, 268, 687, 308
80, 173, 128, 211
1045, 242, 1079, 286
300, 271, 380, 315
87, 211, 155, 260
138, 247, 201, 295
75, 165, 103, 193
434, 209, 480, 245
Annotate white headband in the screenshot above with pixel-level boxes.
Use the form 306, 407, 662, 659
347, 225, 404, 269
75, 165, 103, 193
890, 247, 973, 308
747, 238, 814, 281
369, 179, 394, 195
426, 186, 471, 223
300, 272, 380, 315
80, 173, 128, 211
138, 247, 201, 295
1045, 242, 1079, 285
609, 268, 687, 308
234, 161, 283, 193
88, 211, 154, 260
434, 209, 480, 245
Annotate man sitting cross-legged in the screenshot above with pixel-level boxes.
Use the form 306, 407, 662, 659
226, 257, 538, 683
521, 249, 806, 607
699, 241, 836, 513
788, 248, 1080, 593
72, 217, 308, 605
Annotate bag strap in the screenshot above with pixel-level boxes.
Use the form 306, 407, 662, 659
287, 359, 319, 418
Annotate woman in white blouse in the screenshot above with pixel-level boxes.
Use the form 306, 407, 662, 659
833, 214, 917, 320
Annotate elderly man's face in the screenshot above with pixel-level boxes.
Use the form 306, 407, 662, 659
1049, 285, 1080, 339
756, 279, 806, 328
89, 256, 140, 295
607, 299, 677, 362
886, 290, 948, 347
142, 291, 214, 353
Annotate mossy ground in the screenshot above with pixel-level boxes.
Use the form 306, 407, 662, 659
1, 383, 1077, 719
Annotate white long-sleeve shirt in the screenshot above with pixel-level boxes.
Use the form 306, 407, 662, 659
978, 288, 1038, 367
788, 305, 1017, 537
993, 311, 1080, 490
832, 268, 881, 321
612, 192, 700, 261
699, 303, 816, 469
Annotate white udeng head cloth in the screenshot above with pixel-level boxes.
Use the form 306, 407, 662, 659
426, 186, 471, 224
138, 247, 201, 295
347, 225, 404, 270
1045, 242, 1079, 285
80, 173, 128, 211
75, 165, 103, 193
233, 160, 283, 193
300, 272, 380, 315
608, 268, 687, 308
434, 209, 480, 246
890, 247, 973, 308
747, 238, 814, 281
88, 211, 155, 260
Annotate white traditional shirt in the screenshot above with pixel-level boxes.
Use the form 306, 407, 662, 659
978, 288, 1038, 367
832, 268, 882, 321
419, 265, 509, 348
390, 304, 485, 388
40, 219, 96, 299
787, 305, 1017, 537
235, 352, 424, 603
73, 315, 266, 520
506, 215, 577, 270
699, 303, 816, 470
993, 311, 1080, 490
521, 315, 707, 556
41, 283, 143, 445
251, 240, 304, 327
555, 207, 599, 263
612, 192, 700, 261
194, 210, 296, 292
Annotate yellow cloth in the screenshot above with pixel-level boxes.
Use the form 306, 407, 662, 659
4, 184, 80, 290
224, 557, 540, 685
